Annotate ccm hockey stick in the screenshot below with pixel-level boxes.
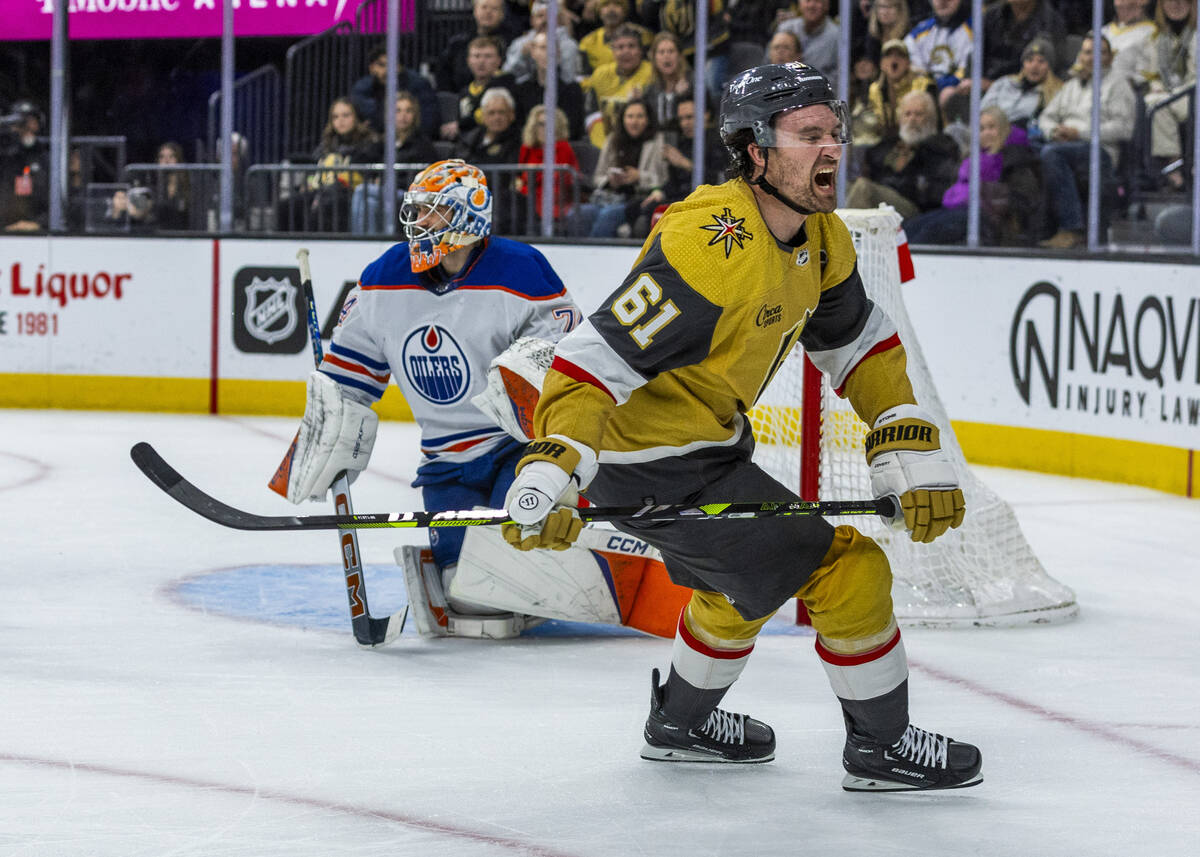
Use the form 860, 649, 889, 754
293, 248, 405, 648
133, 441, 896, 530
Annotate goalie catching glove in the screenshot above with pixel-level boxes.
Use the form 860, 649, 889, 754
269, 371, 378, 503
503, 435, 597, 551
865, 404, 965, 544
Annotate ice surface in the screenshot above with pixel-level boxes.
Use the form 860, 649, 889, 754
1, 409, 1197, 856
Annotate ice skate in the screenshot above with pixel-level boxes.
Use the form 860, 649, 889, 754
841, 723, 982, 791
640, 669, 775, 763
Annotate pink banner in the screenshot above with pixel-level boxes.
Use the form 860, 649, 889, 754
7, 0, 371, 41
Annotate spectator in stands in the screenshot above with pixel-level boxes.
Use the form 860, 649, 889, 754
351, 92, 439, 234
861, 0, 910, 66
456, 87, 524, 165
729, 0, 794, 53
1136, 0, 1196, 191
656, 93, 724, 205
277, 97, 378, 232
444, 36, 521, 141
981, 0, 1068, 84
1036, 34, 1136, 248
765, 30, 803, 64
514, 31, 588, 139
578, 0, 653, 75
905, 0, 973, 108
638, 32, 692, 133
776, 0, 840, 85
352, 47, 441, 140
903, 106, 1043, 245
980, 37, 1063, 133
846, 89, 960, 218
582, 23, 654, 147
506, 0, 583, 83
1104, 0, 1156, 81
868, 39, 933, 139
641, 0, 733, 105
0, 100, 48, 232
435, 0, 523, 93
572, 97, 666, 236
515, 104, 581, 228
150, 141, 191, 230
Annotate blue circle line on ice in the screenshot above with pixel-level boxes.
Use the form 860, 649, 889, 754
165, 564, 814, 638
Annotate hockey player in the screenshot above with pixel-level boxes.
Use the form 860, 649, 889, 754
271, 159, 585, 638
502, 63, 981, 791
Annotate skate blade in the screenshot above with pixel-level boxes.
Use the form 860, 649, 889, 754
640, 743, 774, 764
841, 772, 983, 792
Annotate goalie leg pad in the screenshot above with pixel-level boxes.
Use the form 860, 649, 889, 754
451, 526, 692, 637
394, 545, 535, 639
270, 371, 378, 503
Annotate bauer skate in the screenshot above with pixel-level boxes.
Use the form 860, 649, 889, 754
640, 669, 775, 763
841, 723, 982, 791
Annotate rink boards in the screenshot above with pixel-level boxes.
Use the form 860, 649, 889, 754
0, 234, 1196, 496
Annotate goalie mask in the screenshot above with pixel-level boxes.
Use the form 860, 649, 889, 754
400, 159, 493, 272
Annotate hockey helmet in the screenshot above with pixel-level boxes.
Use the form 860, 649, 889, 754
719, 62, 850, 149
400, 159, 493, 272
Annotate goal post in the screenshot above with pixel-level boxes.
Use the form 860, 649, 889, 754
749, 206, 1079, 628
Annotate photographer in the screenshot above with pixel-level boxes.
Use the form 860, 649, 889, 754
0, 101, 49, 232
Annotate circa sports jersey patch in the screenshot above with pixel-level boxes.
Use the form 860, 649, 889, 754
401, 325, 471, 405
700, 207, 753, 257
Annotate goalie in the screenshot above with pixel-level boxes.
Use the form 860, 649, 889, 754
271, 159, 690, 639
502, 64, 980, 791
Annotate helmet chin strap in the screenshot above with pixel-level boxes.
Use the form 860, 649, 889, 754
751, 147, 817, 217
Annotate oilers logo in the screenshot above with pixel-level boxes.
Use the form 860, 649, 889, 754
402, 325, 471, 404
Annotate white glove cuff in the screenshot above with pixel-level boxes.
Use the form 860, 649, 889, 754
548, 434, 598, 490
873, 402, 936, 429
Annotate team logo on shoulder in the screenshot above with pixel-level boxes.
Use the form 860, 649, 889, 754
402, 325, 471, 404
700, 207, 753, 258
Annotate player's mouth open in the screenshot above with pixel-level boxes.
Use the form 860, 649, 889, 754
814, 168, 837, 191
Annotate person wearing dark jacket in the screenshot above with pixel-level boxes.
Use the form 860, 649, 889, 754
435, 0, 523, 92
351, 47, 441, 139
902, 106, 1043, 245
352, 92, 440, 234
846, 89, 959, 218
981, 0, 1068, 83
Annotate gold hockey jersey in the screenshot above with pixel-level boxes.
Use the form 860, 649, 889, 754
536, 178, 916, 462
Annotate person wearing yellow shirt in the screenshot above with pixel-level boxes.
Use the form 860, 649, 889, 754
582, 24, 655, 147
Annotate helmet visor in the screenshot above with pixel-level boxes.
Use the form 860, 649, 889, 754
762, 101, 852, 147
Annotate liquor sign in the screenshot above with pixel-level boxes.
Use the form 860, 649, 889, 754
6, 0, 362, 41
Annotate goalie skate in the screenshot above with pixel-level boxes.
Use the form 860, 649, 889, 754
394, 545, 535, 639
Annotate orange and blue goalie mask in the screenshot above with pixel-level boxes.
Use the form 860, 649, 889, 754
400, 159, 493, 272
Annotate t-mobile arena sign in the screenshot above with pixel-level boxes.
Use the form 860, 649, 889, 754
6, 0, 404, 40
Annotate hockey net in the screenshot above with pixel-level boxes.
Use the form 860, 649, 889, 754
749, 206, 1078, 628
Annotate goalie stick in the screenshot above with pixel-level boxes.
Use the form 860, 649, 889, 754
295, 248, 406, 648
133, 441, 896, 531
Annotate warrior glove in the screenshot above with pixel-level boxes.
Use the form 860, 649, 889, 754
503, 435, 597, 551
865, 404, 965, 544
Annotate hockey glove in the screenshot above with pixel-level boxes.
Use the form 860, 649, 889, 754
502, 436, 596, 551
865, 404, 965, 544
268, 370, 378, 503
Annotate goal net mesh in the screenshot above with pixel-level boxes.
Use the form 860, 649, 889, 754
749, 207, 1078, 627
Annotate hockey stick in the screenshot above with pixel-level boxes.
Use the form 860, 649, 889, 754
295, 248, 406, 648
132, 441, 896, 531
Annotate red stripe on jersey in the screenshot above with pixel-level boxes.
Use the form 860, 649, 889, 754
550, 356, 617, 403
833, 332, 902, 397
421, 435, 492, 455
814, 627, 902, 666
360, 283, 567, 301
678, 611, 754, 660
323, 353, 391, 383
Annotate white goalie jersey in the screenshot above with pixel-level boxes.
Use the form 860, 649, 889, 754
319, 237, 581, 467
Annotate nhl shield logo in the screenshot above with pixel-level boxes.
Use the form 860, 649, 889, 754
243, 275, 299, 345
402, 325, 471, 404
